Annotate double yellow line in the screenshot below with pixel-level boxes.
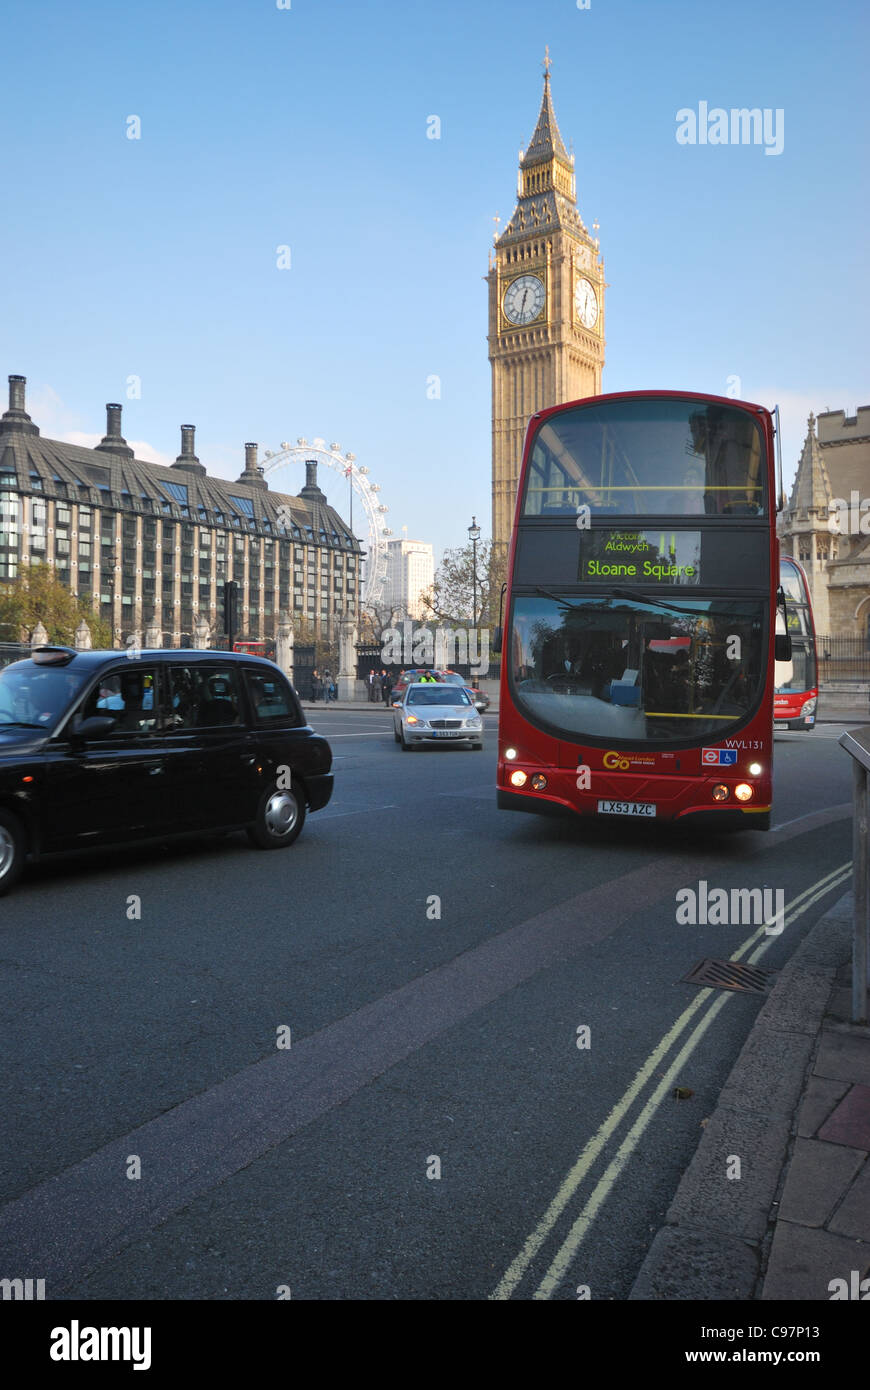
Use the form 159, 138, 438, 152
490, 862, 852, 1301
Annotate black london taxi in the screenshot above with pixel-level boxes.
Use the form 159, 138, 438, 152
0, 646, 333, 896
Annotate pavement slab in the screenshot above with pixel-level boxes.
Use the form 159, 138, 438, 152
814, 1029, 870, 1087
761, 1221, 870, 1301
665, 1104, 794, 1242
628, 1227, 759, 1301
828, 1162, 870, 1242
777, 1137, 865, 1227
817, 1083, 870, 1149
797, 1075, 851, 1138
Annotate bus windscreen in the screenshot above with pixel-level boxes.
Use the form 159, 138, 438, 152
509, 593, 765, 744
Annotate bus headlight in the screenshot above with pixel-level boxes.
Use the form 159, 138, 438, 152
801, 697, 817, 716
505, 748, 518, 761
748, 762, 762, 776
712, 784, 730, 801
531, 774, 548, 790
510, 769, 528, 787
735, 783, 754, 802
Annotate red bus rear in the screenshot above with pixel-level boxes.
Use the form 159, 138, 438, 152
496, 390, 780, 830
775, 556, 818, 730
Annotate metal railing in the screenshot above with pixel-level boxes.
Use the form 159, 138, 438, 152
818, 636, 870, 684
0, 642, 30, 670
838, 728, 870, 1024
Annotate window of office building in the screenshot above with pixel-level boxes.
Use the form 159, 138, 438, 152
31, 500, 47, 552
0, 495, 19, 579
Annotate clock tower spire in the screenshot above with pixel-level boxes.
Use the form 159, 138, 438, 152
488, 57, 605, 549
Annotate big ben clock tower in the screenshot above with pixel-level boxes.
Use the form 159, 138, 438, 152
488, 53, 605, 549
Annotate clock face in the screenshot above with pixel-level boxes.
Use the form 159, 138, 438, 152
503, 274, 546, 326
575, 278, 598, 329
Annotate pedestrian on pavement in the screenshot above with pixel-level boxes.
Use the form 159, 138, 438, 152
324, 668, 336, 702
367, 669, 377, 702
381, 669, 392, 704
311, 668, 322, 702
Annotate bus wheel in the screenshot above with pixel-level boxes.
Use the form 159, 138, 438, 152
0, 811, 26, 897
750, 812, 771, 832
247, 785, 306, 849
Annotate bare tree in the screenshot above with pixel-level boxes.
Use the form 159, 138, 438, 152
420, 539, 506, 627
358, 602, 403, 645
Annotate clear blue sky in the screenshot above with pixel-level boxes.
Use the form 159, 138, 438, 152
2, 0, 867, 564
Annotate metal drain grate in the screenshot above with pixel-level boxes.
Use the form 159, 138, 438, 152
682, 958, 773, 994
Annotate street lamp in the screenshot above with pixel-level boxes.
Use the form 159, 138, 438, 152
468, 516, 481, 627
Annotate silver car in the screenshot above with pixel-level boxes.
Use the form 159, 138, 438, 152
392, 682, 484, 750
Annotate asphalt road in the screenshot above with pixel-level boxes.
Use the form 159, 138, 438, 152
0, 712, 855, 1299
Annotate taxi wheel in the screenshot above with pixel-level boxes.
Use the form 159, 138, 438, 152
247, 784, 306, 849
0, 811, 25, 897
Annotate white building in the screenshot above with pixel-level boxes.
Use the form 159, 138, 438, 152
382, 538, 434, 619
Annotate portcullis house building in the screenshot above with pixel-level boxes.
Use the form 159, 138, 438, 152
0, 376, 362, 646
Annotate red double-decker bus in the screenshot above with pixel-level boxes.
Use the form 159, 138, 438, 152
775, 556, 818, 731
495, 390, 786, 830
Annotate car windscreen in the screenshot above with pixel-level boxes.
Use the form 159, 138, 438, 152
407, 687, 472, 706
0, 661, 89, 727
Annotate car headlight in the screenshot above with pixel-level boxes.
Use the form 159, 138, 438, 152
466, 717, 482, 727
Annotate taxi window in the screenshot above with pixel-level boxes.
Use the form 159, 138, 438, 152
167, 665, 242, 730
83, 669, 158, 734
243, 668, 301, 725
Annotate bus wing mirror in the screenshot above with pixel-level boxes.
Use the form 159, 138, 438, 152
775, 632, 792, 662
491, 582, 508, 655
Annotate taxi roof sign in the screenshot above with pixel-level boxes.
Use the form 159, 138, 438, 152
31, 646, 77, 665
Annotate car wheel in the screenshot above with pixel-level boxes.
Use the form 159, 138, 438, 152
0, 810, 26, 897
394, 726, 400, 743
247, 784, 306, 849
471, 741, 484, 750
400, 730, 413, 751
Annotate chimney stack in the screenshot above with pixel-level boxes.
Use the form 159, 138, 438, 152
299, 458, 326, 501
236, 440, 267, 489
172, 423, 206, 475
0, 374, 39, 436
96, 402, 133, 457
